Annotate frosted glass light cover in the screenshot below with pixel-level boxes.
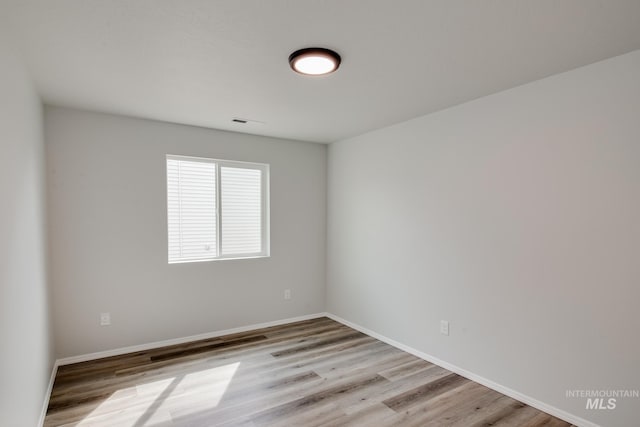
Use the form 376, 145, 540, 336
289, 48, 341, 76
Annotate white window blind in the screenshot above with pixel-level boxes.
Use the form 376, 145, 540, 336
221, 167, 262, 255
167, 155, 269, 263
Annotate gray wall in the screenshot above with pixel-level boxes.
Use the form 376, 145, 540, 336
327, 50, 640, 427
46, 107, 327, 358
0, 36, 53, 426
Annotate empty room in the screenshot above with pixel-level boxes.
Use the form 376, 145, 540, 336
1, 1, 639, 426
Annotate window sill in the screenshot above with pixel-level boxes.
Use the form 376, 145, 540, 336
168, 254, 270, 265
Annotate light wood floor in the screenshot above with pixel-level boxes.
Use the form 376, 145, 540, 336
45, 317, 573, 426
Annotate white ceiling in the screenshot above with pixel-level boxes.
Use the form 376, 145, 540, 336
4, 0, 640, 143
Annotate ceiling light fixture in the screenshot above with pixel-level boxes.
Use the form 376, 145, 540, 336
289, 48, 341, 76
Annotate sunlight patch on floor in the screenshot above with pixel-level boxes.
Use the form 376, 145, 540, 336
76, 362, 241, 426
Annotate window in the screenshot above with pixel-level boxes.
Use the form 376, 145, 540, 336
166, 155, 269, 263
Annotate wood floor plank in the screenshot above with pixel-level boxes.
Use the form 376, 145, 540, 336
464, 398, 531, 427
327, 402, 400, 427
270, 331, 366, 358
253, 402, 347, 427
378, 358, 435, 381
386, 380, 487, 427
421, 385, 509, 427
382, 372, 468, 411
340, 364, 453, 416
248, 373, 389, 425
44, 317, 573, 426
149, 334, 269, 362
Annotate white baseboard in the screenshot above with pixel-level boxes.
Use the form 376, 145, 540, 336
56, 312, 327, 366
325, 312, 598, 427
38, 360, 59, 427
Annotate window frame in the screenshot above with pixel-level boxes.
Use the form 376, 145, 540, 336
166, 154, 270, 264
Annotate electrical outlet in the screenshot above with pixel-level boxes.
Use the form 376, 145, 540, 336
284, 289, 291, 300
440, 320, 449, 336
100, 312, 111, 326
